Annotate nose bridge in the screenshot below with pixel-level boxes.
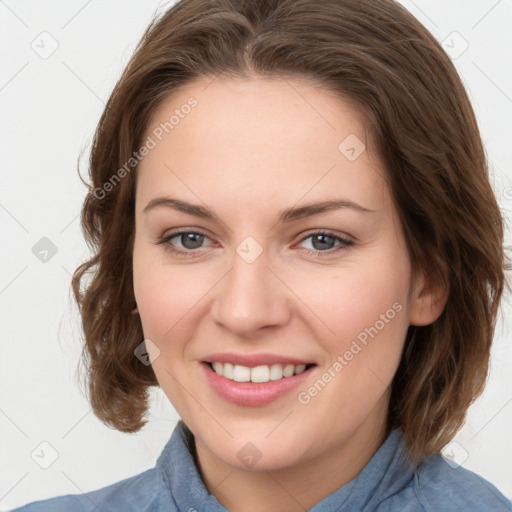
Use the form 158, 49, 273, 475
211, 237, 290, 336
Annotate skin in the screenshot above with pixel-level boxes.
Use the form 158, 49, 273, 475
132, 75, 448, 512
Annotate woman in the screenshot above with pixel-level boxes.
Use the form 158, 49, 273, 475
12, 0, 511, 510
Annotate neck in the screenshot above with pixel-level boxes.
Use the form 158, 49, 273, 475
193, 406, 390, 512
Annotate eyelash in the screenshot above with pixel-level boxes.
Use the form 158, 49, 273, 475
156, 229, 354, 258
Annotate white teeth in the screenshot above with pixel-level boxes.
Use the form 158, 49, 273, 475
283, 364, 295, 377
223, 362, 234, 379
251, 365, 270, 383
212, 362, 224, 376
210, 362, 311, 383
294, 364, 306, 375
269, 364, 283, 380
233, 365, 251, 382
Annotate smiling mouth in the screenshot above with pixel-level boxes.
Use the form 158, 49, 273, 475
204, 361, 317, 384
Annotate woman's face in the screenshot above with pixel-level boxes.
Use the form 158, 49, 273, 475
133, 76, 430, 472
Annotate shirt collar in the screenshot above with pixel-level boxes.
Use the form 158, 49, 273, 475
157, 420, 416, 512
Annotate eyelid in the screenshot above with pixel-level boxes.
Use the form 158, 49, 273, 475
295, 228, 354, 244
158, 228, 216, 248
294, 230, 354, 256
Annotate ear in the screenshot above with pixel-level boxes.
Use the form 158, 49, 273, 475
132, 305, 139, 315
408, 268, 449, 327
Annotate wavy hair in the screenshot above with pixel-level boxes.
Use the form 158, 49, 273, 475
71, 0, 509, 460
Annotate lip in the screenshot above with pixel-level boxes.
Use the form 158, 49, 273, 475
201, 361, 317, 406
201, 352, 315, 367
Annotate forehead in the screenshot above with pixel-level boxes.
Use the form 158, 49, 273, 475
137, 76, 388, 213
145, 75, 367, 153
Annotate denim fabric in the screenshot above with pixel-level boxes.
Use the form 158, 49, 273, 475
10, 420, 512, 511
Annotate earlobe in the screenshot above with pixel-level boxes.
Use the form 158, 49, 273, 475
132, 305, 139, 314
409, 272, 449, 327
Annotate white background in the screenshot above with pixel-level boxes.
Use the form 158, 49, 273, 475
1, 0, 511, 509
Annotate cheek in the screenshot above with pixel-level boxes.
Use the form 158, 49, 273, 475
330, 260, 411, 399
133, 246, 215, 354
287, 246, 411, 384
134, 270, 190, 340
297, 255, 409, 337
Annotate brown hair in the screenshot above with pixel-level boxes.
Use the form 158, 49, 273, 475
71, 0, 509, 460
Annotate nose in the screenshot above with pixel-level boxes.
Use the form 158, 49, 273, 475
210, 246, 291, 338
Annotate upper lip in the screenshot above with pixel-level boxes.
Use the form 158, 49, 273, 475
202, 352, 316, 367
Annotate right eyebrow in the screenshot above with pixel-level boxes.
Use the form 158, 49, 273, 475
143, 197, 214, 219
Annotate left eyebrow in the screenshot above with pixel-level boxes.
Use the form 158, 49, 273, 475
278, 199, 377, 223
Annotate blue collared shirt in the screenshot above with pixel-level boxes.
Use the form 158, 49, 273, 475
10, 420, 512, 511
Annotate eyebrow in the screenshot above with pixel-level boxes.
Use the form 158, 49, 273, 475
143, 196, 376, 223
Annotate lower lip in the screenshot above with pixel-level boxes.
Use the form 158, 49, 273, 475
201, 362, 316, 406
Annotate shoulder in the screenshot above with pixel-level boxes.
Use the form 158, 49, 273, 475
8, 467, 177, 512
410, 454, 511, 512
